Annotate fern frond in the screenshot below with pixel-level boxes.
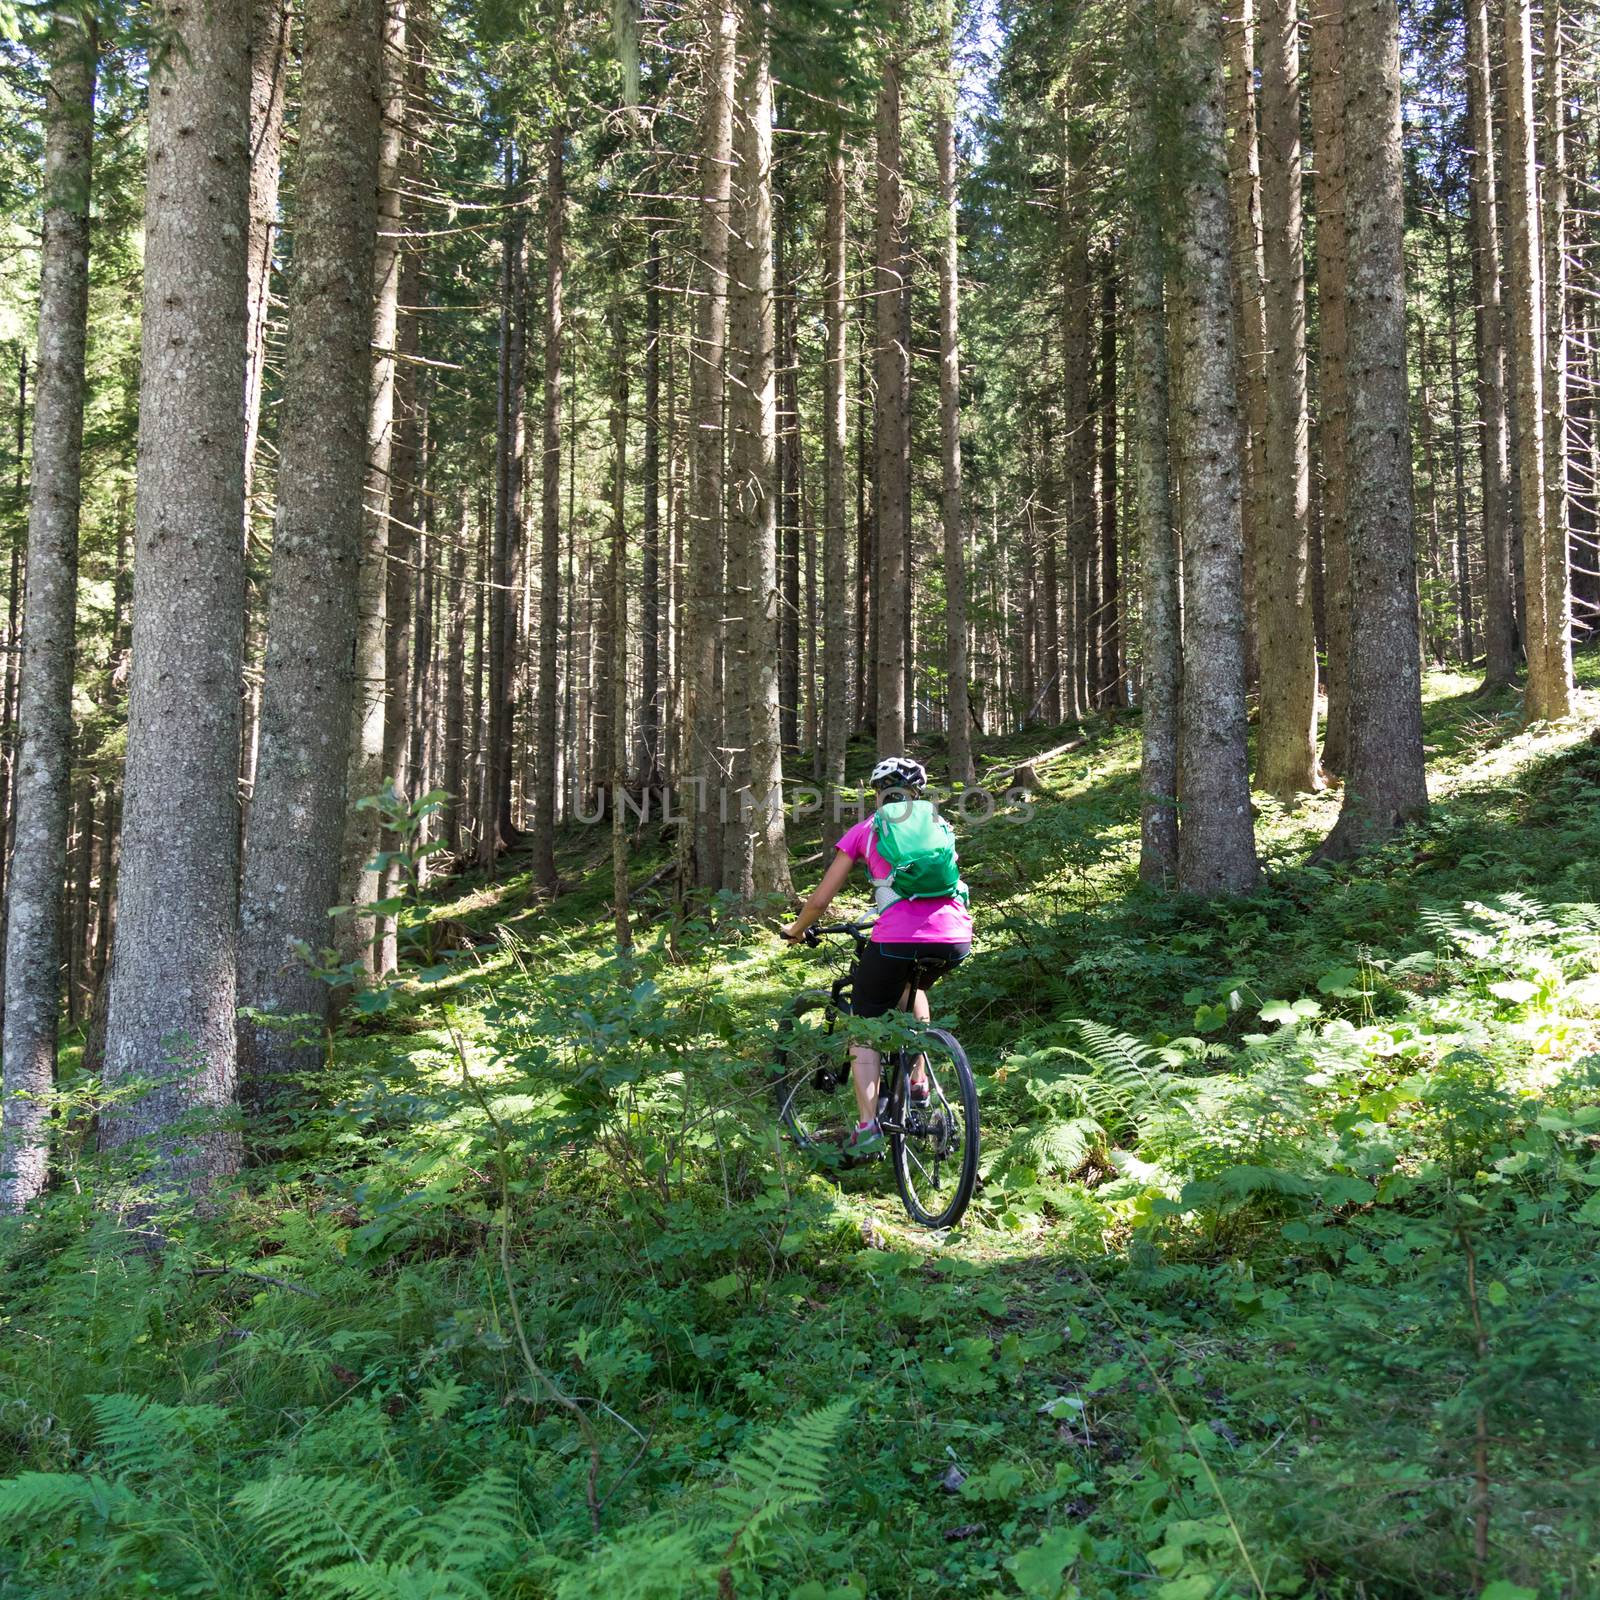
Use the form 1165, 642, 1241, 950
717, 1398, 852, 1553
1056, 1020, 1183, 1137
88, 1391, 230, 1479
313, 1559, 491, 1600
423, 1471, 520, 1575
234, 1474, 415, 1577
0, 1471, 138, 1529
552, 1523, 704, 1600
1001, 1116, 1106, 1179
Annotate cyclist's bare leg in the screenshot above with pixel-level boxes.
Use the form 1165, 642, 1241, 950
906, 986, 932, 1094
849, 1043, 881, 1125
850, 985, 928, 1125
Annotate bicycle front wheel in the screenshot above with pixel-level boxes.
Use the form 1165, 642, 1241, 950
887, 1027, 979, 1228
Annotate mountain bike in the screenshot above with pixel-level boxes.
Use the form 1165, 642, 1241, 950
771, 922, 979, 1229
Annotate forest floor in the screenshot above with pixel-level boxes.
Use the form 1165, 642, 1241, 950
3, 659, 1600, 1600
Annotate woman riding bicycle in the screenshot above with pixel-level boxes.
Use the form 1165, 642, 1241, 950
781, 756, 973, 1159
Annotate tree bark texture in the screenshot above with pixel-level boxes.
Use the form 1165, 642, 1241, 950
238, 0, 383, 1099
1310, 0, 1351, 769
936, 35, 973, 785
335, 0, 406, 969
822, 133, 850, 789
532, 116, 566, 889
1536, 0, 1573, 719
729, 7, 791, 901
1466, 0, 1516, 687
1166, 0, 1260, 896
1502, 0, 1568, 721
1128, 13, 1180, 887
1225, 0, 1267, 690
1255, 0, 1319, 795
874, 45, 909, 756
678, 1, 737, 892
1317, 0, 1429, 857
100, 0, 252, 1191
0, 18, 97, 1212
244, 0, 291, 517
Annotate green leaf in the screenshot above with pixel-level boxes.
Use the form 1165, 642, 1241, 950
1317, 965, 1362, 995
1478, 1584, 1539, 1600
1040, 1395, 1085, 1420
1259, 996, 1320, 1026
1006, 1525, 1086, 1596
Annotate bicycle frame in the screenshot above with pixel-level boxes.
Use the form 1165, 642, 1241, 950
802, 923, 937, 1131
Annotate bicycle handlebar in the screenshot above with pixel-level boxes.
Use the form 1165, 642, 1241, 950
801, 921, 875, 948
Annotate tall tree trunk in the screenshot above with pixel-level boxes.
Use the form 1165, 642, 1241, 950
443, 494, 467, 852
1167, 0, 1260, 896
237, 0, 382, 1102
1225, 0, 1267, 690
1041, 396, 1061, 719
677, 1, 737, 894
639, 232, 663, 789
1572, 299, 1599, 642
0, 360, 24, 965
1255, 0, 1319, 795
1537, 0, 1573, 715
1060, 121, 1093, 726
608, 283, 633, 950
822, 132, 849, 789
1416, 316, 1447, 661
777, 195, 802, 754
728, 4, 790, 901
1445, 226, 1475, 662
237, 0, 291, 811
1129, 12, 1179, 886
480, 153, 525, 867
936, 16, 972, 784
855, 243, 874, 737
100, 0, 251, 1191
1309, 0, 1351, 770
65, 778, 93, 1026
1467, 0, 1516, 688
874, 40, 909, 755
1503, 0, 1569, 721
244, 0, 290, 517
1317, 0, 1428, 857
1097, 261, 1120, 704
379, 221, 423, 961
335, 0, 406, 972
408, 404, 434, 820
0, 17, 97, 1213
532, 112, 566, 889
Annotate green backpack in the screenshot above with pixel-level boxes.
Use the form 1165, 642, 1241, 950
870, 799, 967, 907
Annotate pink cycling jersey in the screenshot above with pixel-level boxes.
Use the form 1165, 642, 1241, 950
835, 816, 974, 944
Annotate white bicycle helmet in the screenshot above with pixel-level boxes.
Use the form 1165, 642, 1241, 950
869, 755, 927, 793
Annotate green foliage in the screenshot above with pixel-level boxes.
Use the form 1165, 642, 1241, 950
4, 672, 1600, 1599
554, 1400, 853, 1599
236, 1471, 520, 1599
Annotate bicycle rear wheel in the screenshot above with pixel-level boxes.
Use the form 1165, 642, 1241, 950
887, 1027, 979, 1228
771, 995, 854, 1158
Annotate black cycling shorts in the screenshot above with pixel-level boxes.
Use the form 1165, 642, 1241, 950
849, 940, 971, 1019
